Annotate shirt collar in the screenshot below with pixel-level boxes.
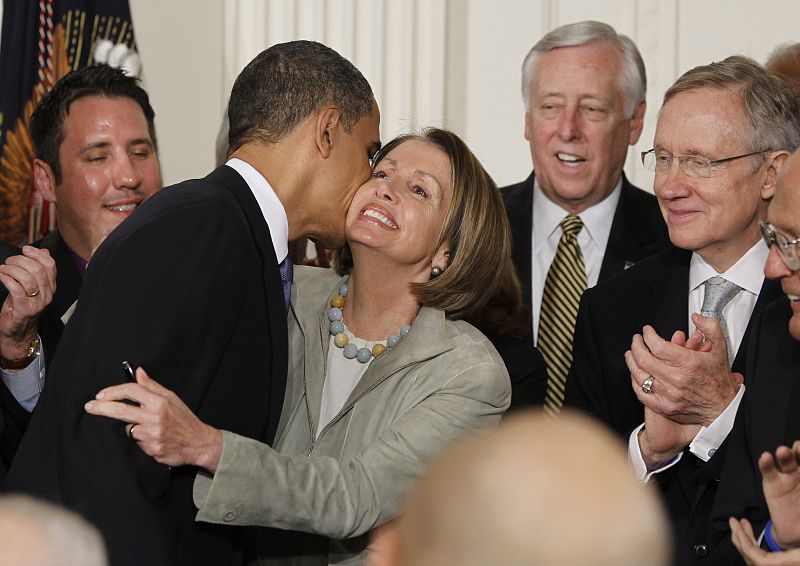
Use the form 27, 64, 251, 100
689, 239, 769, 295
226, 157, 289, 264
532, 176, 622, 248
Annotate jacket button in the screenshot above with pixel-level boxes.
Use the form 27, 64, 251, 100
694, 544, 708, 556
223, 510, 238, 522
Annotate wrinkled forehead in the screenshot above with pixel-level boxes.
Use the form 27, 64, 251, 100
655, 87, 748, 150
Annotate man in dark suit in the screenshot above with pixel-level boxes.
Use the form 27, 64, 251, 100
500, 21, 668, 410
5, 41, 381, 566
722, 149, 800, 563
589, 57, 800, 564
0, 65, 162, 477
0, 240, 53, 480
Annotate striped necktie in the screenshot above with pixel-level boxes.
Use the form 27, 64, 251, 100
540, 214, 587, 417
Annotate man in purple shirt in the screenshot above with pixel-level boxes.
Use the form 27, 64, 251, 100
0, 64, 162, 475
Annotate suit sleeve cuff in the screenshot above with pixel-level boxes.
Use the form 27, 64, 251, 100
688, 385, 744, 462
628, 422, 683, 482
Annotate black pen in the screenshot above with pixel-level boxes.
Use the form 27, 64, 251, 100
122, 360, 135, 382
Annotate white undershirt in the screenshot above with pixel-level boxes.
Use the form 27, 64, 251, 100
318, 333, 385, 436
530, 178, 622, 343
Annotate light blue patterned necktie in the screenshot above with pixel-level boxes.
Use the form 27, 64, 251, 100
700, 276, 741, 366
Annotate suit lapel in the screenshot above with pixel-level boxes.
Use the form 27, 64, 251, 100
732, 278, 783, 373
600, 175, 656, 281
39, 230, 83, 323
302, 301, 455, 435
343, 307, 453, 407
209, 165, 288, 442
503, 173, 534, 313
649, 247, 692, 336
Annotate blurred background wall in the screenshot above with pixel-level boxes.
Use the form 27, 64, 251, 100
10, 0, 794, 191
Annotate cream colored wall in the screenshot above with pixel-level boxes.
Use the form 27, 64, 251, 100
129, 0, 224, 186
123, 0, 800, 190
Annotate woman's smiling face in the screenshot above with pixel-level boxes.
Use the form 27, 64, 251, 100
345, 139, 453, 270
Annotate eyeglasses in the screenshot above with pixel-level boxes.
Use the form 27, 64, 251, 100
760, 221, 800, 270
640, 149, 770, 179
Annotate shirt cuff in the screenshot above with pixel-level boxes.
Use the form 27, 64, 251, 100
0, 336, 45, 412
628, 422, 683, 482
688, 384, 745, 462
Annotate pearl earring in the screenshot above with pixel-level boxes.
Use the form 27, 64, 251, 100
431, 266, 442, 277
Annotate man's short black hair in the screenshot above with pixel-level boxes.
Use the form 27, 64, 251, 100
227, 40, 374, 152
30, 64, 157, 183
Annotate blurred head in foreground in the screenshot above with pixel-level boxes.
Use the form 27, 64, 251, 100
372, 409, 670, 566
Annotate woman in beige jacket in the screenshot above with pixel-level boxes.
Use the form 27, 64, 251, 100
87, 128, 527, 565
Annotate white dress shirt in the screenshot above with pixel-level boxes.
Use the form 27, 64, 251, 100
629, 240, 769, 480
226, 158, 289, 265
530, 178, 622, 343
3, 159, 289, 412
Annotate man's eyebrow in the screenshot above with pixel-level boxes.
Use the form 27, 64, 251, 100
78, 141, 112, 153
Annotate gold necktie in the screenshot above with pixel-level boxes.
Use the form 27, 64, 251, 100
540, 214, 586, 416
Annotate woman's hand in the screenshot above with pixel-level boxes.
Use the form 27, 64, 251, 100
730, 517, 800, 565
85, 367, 223, 472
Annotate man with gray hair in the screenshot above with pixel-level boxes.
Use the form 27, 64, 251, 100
0, 494, 108, 566
570, 55, 800, 563
501, 20, 669, 413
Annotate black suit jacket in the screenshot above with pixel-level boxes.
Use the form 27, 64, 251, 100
37, 229, 85, 358
502, 171, 669, 317
0, 239, 22, 481
565, 246, 782, 565
565, 246, 782, 435
0, 230, 84, 478
496, 171, 669, 406
703, 297, 800, 565
5, 166, 288, 566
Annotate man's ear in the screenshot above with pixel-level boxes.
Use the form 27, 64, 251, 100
33, 158, 58, 203
628, 100, 646, 145
524, 111, 533, 142
314, 106, 343, 159
761, 150, 789, 200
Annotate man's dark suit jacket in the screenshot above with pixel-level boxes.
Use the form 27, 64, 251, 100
703, 297, 800, 565
497, 171, 669, 406
0, 239, 22, 481
565, 246, 782, 564
0, 230, 83, 478
5, 165, 288, 566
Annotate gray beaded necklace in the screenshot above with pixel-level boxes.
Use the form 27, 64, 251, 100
327, 278, 411, 363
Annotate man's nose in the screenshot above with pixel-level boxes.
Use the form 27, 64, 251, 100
113, 156, 141, 190
764, 244, 794, 280
557, 107, 581, 141
654, 159, 690, 199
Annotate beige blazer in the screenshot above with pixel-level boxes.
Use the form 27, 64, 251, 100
194, 266, 511, 565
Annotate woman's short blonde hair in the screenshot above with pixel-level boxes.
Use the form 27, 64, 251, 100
335, 128, 527, 336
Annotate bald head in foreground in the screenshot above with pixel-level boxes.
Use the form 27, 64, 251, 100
0, 494, 108, 566
372, 410, 671, 566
